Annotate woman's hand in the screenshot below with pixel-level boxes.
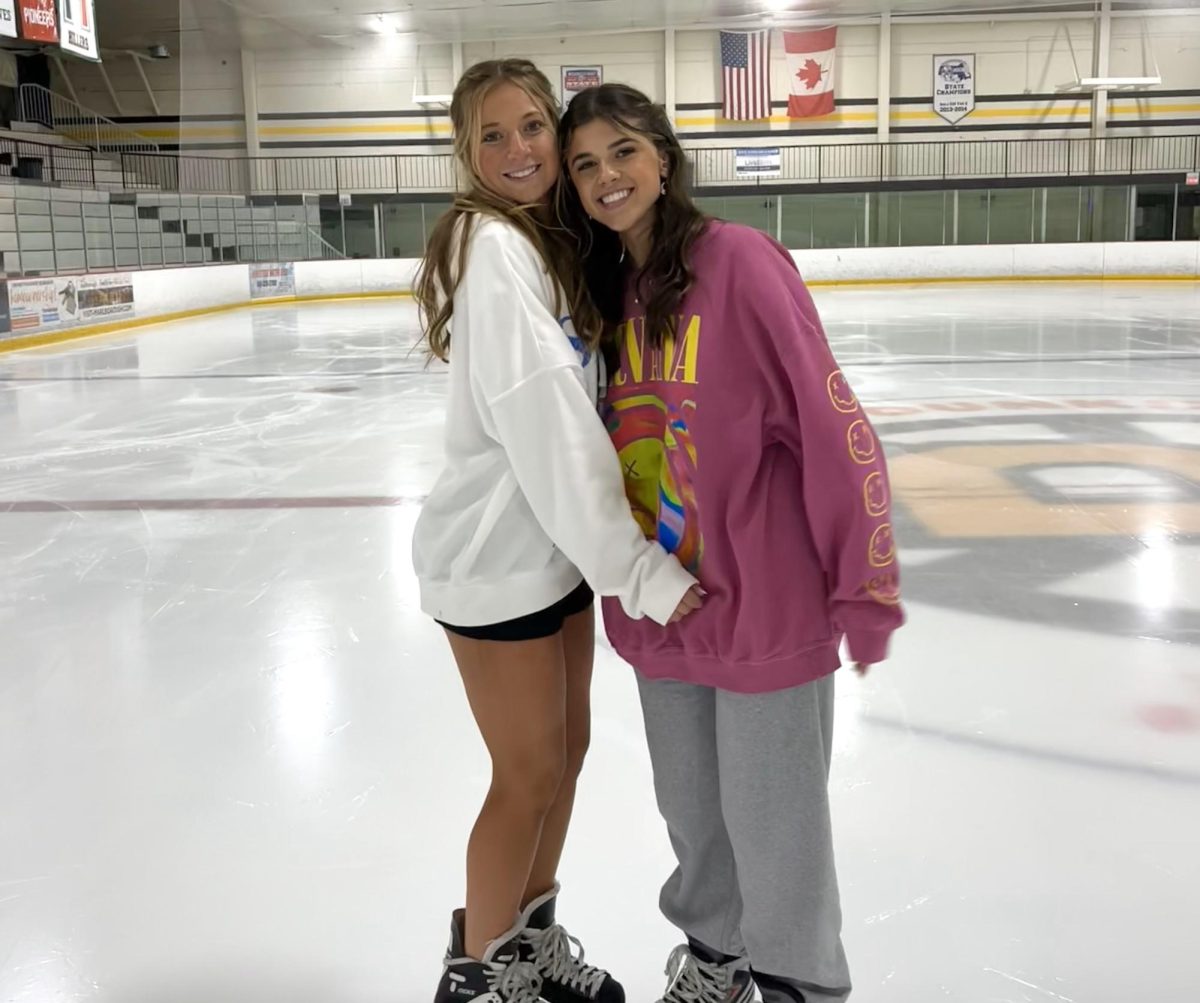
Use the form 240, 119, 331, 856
668, 585, 705, 624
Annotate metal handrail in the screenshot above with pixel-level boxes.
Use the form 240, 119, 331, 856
0, 135, 95, 187
18, 84, 159, 155
114, 134, 1200, 196
304, 224, 346, 259
686, 132, 1200, 187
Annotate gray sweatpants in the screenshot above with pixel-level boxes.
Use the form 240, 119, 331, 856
637, 672, 851, 1002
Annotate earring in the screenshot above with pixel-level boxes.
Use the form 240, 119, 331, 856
659, 179, 667, 196
619, 246, 627, 263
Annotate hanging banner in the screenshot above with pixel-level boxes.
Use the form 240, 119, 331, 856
17, 0, 57, 43
561, 66, 602, 103
0, 0, 18, 40
933, 54, 975, 125
58, 0, 97, 60
784, 27, 837, 119
735, 147, 781, 179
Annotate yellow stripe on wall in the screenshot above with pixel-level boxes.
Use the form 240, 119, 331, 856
676, 101, 1197, 129
121, 103, 1200, 144
134, 127, 244, 139
676, 112, 876, 127
892, 105, 1088, 121
1110, 102, 1200, 116
258, 122, 453, 137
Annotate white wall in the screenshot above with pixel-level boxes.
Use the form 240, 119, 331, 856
292, 258, 418, 297
133, 262, 248, 311
252, 37, 453, 157
249, 11, 1200, 156
4, 245, 1198, 355
891, 21, 1096, 100
255, 39, 451, 115
675, 14, 1200, 143
465, 32, 665, 106
50, 48, 247, 154
37, 12, 1200, 159
0, 260, 419, 348
791, 240, 1200, 282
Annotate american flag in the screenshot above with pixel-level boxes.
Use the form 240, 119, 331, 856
720, 30, 771, 121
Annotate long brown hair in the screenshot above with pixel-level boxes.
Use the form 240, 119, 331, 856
557, 83, 708, 349
414, 59, 601, 361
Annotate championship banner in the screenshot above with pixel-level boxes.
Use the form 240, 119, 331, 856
0, 0, 18, 40
933, 54, 976, 125
59, 0, 97, 60
17, 0, 57, 43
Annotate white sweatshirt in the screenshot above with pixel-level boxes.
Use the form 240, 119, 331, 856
411, 215, 695, 628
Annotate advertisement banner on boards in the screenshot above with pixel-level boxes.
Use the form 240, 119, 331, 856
6, 273, 134, 337
249, 262, 296, 299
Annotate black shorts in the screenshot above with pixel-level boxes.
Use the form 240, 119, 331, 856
437, 581, 595, 642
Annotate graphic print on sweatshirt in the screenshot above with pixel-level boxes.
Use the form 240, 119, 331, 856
604, 313, 704, 574
561, 315, 593, 368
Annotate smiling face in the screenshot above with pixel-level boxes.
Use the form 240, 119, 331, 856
565, 117, 666, 262
472, 81, 559, 204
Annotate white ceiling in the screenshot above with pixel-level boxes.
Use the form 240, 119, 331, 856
96, 0, 1196, 52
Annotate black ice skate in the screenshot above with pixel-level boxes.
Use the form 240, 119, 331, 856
656, 941, 755, 1003
433, 909, 544, 1003
517, 883, 624, 1003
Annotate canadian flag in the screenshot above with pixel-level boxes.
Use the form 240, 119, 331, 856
783, 27, 837, 119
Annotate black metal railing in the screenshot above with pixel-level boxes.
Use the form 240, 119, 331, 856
1, 136, 96, 188
119, 134, 1200, 195
689, 133, 1200, 186
17, 84, 159, 155
121, 152, 458, 194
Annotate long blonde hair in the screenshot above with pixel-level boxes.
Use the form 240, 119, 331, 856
415, 59, 601, 361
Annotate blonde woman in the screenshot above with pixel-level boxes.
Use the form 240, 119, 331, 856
412, 61, 702, 1003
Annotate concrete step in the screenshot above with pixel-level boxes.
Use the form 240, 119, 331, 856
6, 121, 58, 136
5, 123, 160, 159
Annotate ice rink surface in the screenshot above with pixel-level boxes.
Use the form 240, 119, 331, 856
2, 283, 1198, 1002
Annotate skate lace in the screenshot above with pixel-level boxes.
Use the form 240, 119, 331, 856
522, 924, 608, 996
658, 945, 734, 1003
486, 958, 544, 1003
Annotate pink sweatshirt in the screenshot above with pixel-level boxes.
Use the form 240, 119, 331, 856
601, 221, 904, 693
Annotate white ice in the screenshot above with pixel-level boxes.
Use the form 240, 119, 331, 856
1, 283, 1198, 1002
